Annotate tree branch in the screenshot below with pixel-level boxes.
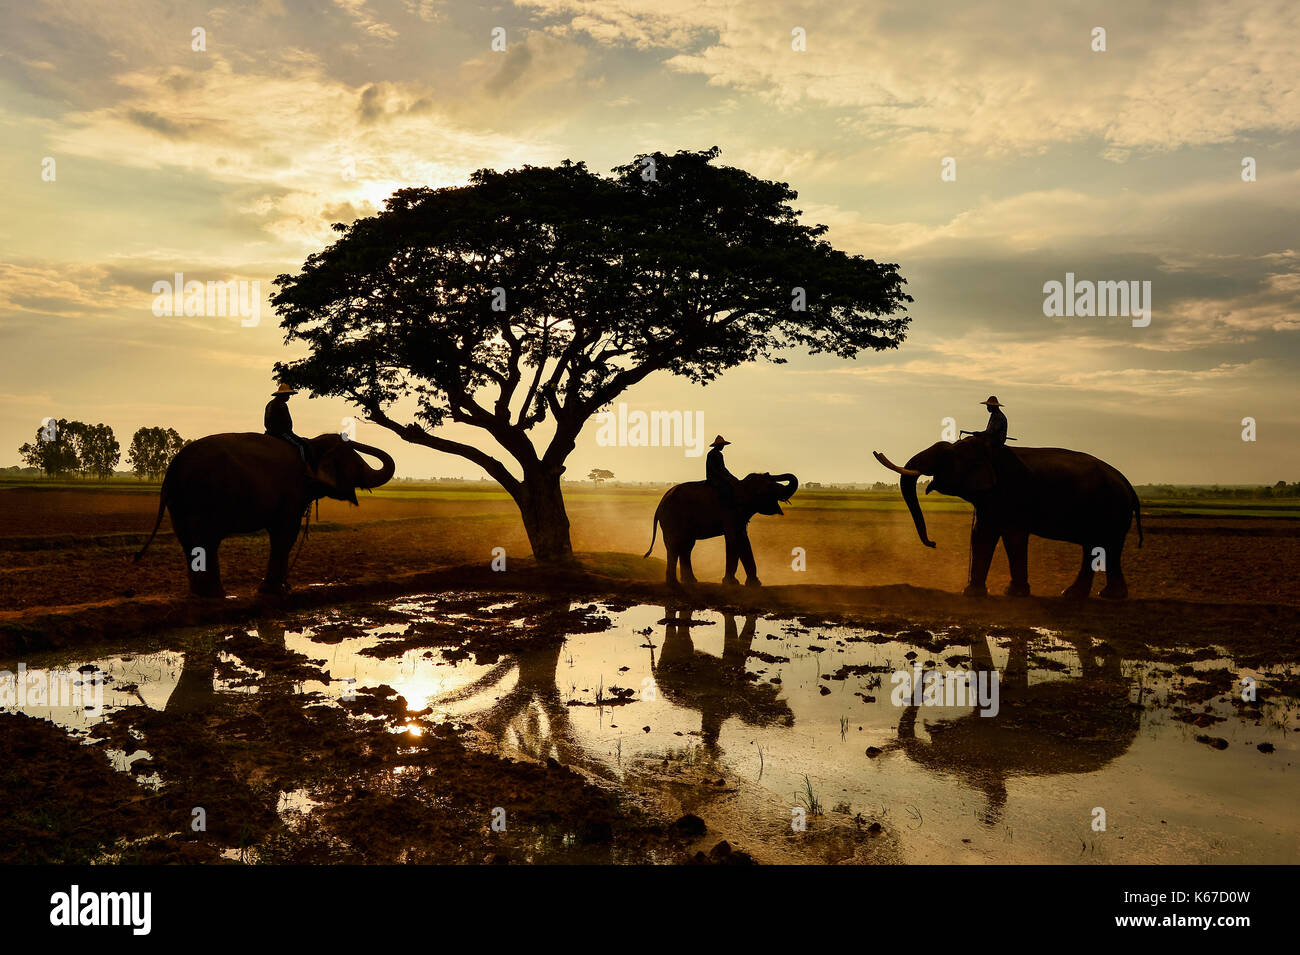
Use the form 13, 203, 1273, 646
362, 405, 522, 495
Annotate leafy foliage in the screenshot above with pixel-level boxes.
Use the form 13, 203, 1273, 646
64, 422, 121, 480
272, 148, 912, 557
18, 419, 79, 477
126, 426, 188, 480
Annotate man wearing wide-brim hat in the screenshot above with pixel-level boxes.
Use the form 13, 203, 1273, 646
979, 396, 1008, 447
265, 382, 315, 474
706, 434, 739, 505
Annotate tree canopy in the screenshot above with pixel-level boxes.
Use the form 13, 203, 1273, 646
272, 147, 912, 560
18, 419, 120, 479
127, 426, 187, 480
18, 419, 80, 477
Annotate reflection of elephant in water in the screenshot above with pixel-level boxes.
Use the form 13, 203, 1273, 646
654, 608, 794, 747
645, 472, 798, 588
874, 439, 1141, 598
136, 433, 395, 596
883, 632, 1139, 824
165, 619, 288, 715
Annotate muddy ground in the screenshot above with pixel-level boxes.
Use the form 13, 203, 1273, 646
3, 483, 1298, 616
2, 484, 1297, 864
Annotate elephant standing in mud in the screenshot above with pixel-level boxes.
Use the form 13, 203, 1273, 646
644, 472, 798, 589
874, 438, 1141, 598
135, 433, 395, 597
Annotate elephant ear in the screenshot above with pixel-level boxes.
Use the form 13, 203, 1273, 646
314, 443, 359, 504
316, 458, 342, 493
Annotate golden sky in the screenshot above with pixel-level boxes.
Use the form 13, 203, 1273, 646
2, 0, 1297, 484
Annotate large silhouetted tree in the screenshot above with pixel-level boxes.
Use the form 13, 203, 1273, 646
272, 148, 911, 563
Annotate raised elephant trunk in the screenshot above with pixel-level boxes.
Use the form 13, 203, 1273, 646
350, 441, 396, 489
874, 450, 935, 549
900, 472, 936, 548
770, 473, 799, 501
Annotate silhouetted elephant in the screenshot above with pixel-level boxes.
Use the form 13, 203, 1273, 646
881, 632, 1138, 824
136, 433, 395, 596
645, 472, 798, 588
874, 438, 1140, 598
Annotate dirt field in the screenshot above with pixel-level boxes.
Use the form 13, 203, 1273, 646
2, 481, 1297, 620
2, 479, 1297, 866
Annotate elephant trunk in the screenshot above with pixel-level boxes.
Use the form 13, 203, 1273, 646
770, 473, 799, 501
350, 441, 396, 489
901, 472, 936, 549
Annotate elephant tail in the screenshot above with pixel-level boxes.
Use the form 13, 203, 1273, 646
1132, 486, 1143, 548
643, 509, 660, 559
134, 476, 169, 562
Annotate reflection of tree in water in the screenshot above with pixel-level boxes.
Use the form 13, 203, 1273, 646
477, 642, 605, 774
885, 632, 1139, 825
429, 600, 617, 780
428, 603, 796, 776
654, 606, 794, 749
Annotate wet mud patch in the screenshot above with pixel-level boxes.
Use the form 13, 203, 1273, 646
350, 594, 613, 665
4, 589, 1299, 864
1, 605, 689, 864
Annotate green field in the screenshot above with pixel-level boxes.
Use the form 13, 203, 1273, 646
4, 473, 1299, 520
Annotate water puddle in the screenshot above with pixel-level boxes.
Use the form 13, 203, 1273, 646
5, 594, 1297, 863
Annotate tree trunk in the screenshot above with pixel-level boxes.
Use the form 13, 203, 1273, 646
514, 469, 575, 564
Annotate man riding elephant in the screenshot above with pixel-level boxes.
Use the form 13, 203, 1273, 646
705, 434, 739, 506
979, 396, 1007, 447
957, 396, 1012, 489
265, 382, 316, 477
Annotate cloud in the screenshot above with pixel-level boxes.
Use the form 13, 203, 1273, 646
332, 0, 400, 42
470, 31, 589, 99
39, 55, 554, 251
0, 263, 140, 318
523, 0, 719, 49
0, 0, 1295, 480
525, 0, 1300, 156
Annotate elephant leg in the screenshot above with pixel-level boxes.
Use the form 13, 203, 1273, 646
173, 514, 224, 598
260, 519, 300, 594
1061, 544, 1095, 599
739, 533, 761, 587
721, 523, 741, 586
963, 518, 998, 596
1099, 540, 1128, 599
1001, 529, 1031, 597
678, 540, 698, 585
186, 536, 225, 598
664, 541, 684, 590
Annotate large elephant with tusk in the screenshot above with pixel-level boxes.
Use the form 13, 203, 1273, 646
135, 432, 396, 596
644, 472, 798, 589
873, 438, 1141, 598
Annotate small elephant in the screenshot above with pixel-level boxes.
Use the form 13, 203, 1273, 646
644, 472, 798, 588
135, 432, 395, 596
874, 438, 1141, 598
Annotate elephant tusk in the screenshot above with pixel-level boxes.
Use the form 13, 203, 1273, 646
873, 450, 922, 478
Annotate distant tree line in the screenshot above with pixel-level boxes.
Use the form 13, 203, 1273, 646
17, 420, 188, 480
1137, 482, 1300, 500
